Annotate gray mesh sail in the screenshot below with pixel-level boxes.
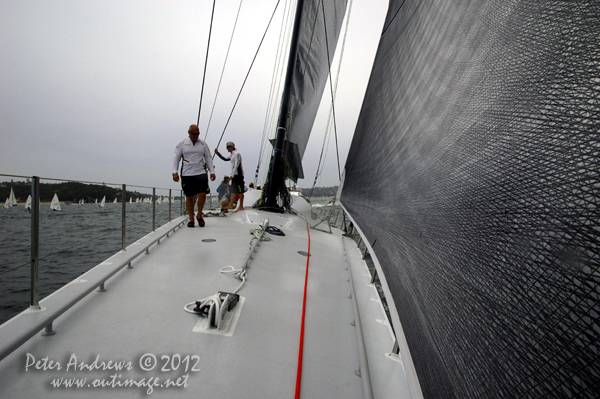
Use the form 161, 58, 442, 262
340, 1, 600, 398
283, 0, 347, 182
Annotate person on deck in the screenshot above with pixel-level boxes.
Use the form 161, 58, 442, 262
172, 124, 216, 227
217, 176, 230, 201
217, 176, 231, 210
214, 141, 245, 212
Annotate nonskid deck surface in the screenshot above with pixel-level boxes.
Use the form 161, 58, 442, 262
0, 209, 370, 398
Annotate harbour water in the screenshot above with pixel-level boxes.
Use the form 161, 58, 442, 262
0, 196, 338, 325
0, 200, 185, 325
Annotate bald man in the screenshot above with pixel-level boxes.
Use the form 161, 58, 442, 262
172, 124, 216, 227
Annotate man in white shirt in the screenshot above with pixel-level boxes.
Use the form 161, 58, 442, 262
172, 125, 216, 227
214, 141, 245, 212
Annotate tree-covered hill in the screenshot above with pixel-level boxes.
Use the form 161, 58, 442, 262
0, 180, 162, 203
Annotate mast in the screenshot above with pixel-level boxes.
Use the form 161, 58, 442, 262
261, 0, 305, 210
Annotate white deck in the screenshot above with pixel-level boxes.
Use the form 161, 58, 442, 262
0, 209, 411, 398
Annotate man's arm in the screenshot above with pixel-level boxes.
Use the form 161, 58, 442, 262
215, 150, 230, 162
172, 141, 183, 179
203, 143, 216, 181
204, 143, 215, 174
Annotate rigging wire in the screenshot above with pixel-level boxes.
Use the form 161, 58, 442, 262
212, 0, 283, 153
204, 0, 244, 141
260, 0, 319, 191
319, 0, 343, 183
309, 0, 352, 196
255, 0, 296, 185
197, 0, 217, 127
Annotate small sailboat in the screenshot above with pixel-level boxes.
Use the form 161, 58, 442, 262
99, 196, 105, 208
24, 195, 31, 211
50, 193, 61, 211
8, 188, 17, 207
129, 197, 132, 204
113, 198, 117, 204
4, 188, 18, 208
79, 199, 84, 205
94, 198, 98, 205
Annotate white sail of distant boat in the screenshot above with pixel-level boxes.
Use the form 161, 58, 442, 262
8, 188, 17, 207
156, 196, 162, 204
95, 198, 98, 205
50, 194, 61, 211
99, 196, 105, 208
113, 198, 117, 204
129, 197, 132, 204
25, 195, 31, 210
79, 199, 84, 205
4, 187, 18, 208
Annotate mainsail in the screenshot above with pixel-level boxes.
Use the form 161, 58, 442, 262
99, 196, 105, 208
50, 194, 61, 211
262, 0, 348, 210
340, 1, 600, 398
282, 0, 348, 182
24, 195, 31, 210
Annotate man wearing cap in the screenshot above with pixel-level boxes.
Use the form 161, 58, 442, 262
172, 124, 216, 227
215, 142, 245, 212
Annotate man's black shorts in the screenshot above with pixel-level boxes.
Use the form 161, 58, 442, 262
181, 174, 209, 197
230, 175, 245, 194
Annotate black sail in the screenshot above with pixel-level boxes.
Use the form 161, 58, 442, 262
262, 0, 347, 209
283, 0, 348, 182
341, 1, 600, 398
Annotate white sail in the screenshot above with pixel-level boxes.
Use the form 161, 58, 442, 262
8, 188, 17, 206
25, 195, 31, 210
95, 198, 98, 204
129, 197, 132, 204
100, 196, 105, 208
3, 198, 9, 209
50, 193, 61, 211
113, 198, 117, 204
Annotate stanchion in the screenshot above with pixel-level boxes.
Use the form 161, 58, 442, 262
30, 176, 40, 309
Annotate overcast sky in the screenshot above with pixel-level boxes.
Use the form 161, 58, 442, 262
0, 0, 387, 195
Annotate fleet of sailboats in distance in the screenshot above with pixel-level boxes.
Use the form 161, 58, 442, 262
3, 189, 179, 210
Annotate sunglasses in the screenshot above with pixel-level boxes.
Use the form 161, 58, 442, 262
188, 131, 199, 136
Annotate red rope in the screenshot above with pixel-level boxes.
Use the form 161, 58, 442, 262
294, 217, 311, 399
